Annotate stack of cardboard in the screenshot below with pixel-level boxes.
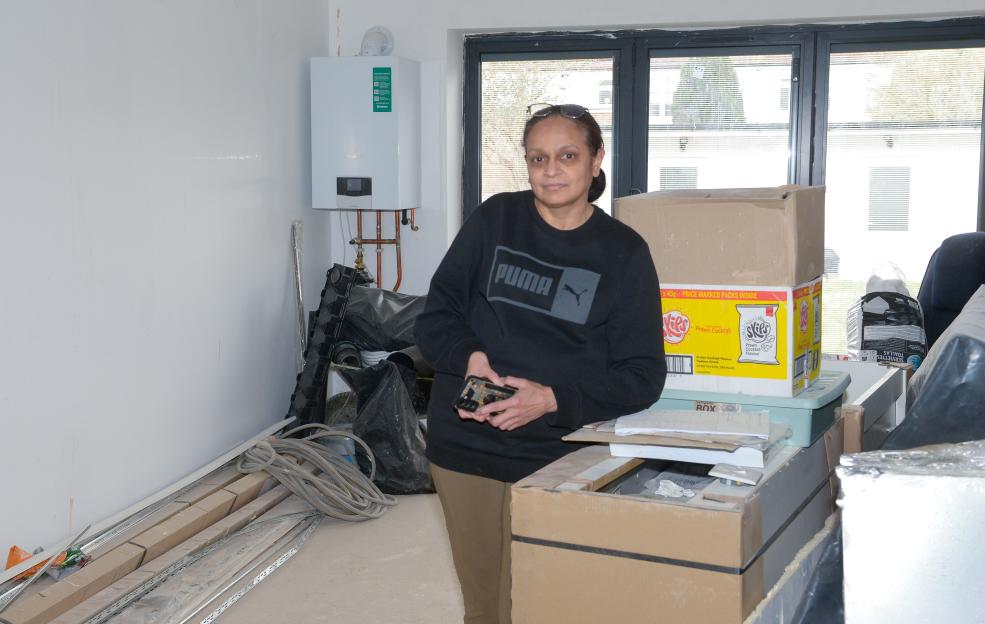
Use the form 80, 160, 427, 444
511, 418, 844, 624
614, 186, 825, 398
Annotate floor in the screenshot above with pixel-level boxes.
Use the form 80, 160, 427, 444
227, 494, 464, 623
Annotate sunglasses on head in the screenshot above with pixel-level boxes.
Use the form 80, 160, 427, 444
526, 103, 589, 119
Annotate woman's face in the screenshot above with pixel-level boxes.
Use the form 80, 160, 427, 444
524, 116, 604, 211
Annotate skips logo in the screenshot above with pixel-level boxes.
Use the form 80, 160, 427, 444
486, 246, 600, 325
662, 311, 691, 344
737, 304, 780, 365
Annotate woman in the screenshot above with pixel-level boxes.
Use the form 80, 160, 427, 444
414, 103, 666, 624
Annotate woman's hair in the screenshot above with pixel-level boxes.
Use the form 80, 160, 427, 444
522, 106, 607, 203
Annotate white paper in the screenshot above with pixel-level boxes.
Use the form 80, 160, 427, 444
614, 408, 770, 439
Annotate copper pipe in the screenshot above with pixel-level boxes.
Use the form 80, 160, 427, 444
355, 211, 365, 276
348, 208, 413, 292
393, 211, 403, 291
375, 211, 383, 288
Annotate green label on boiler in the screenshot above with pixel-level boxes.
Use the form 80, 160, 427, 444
372, 67, 392, 112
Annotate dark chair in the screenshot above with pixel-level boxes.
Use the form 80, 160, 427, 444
918, 232, 985, 349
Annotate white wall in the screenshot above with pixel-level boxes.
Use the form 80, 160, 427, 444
325, 0, 984, 294
0, 1, 333, 550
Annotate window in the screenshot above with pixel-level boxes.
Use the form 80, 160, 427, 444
820, 44, 985, 353
465, 21, 985, 354
477, 54, 615, 211
647, 53, 796, 192
868, 167, 911, 231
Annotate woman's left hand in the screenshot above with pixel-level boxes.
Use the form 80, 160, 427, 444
478, 376, 558, 431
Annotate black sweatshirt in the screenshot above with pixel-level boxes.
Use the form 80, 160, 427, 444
414, 191, 667, 483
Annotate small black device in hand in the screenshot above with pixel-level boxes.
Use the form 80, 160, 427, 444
453, 375, 517, 412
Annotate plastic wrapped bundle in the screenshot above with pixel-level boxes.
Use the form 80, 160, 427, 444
341, 286, 426, 352
846, 291, 926, 368
883, 285, 985, 450
837, 441, 985, 623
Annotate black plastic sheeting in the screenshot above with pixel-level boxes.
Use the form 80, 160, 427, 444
790, 529, 844, 624
792, 286, 985, 623
884, 285, 985, 450
336, 360, 434, 495
341, 286, 426, 352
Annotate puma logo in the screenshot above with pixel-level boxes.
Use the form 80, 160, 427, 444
494, 263, 553, 295
563, 284, 590, 306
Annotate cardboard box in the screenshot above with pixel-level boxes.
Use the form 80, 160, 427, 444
512, 419, 842, 624
825, 360, 907, 450
173, 465, 243, 505
129, 505, 209, 563
85, 501, 189, 560
223, 471, 271, 512
0, 579, 82, 624
660, 278, 822, 397
47, 568, 158, 624
613, 186, 825, 286
192, 489, 236, 527
63, 543, 144, 602
841, 405, 864, 455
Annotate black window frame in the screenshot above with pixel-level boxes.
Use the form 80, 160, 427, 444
462, 17, 985, 229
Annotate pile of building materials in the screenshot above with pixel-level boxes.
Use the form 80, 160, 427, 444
0, 417, 389, 624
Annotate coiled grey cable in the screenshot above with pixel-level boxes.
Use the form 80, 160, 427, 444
237, 423, 397, 521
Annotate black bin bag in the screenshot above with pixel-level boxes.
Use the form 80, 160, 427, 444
341, 286, 426, 351
337, 361, 434, 495
884, 284, 985, 450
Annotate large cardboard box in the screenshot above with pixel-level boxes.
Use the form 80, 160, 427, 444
659, 278, 822, 396
615, 186, 826, 398
613, 186, 825, 286
511, 419, 843, 624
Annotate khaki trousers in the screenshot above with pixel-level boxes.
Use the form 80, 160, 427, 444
431, 464, 512, 624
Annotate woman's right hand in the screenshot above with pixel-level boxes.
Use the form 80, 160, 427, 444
459, 352, 503, 422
